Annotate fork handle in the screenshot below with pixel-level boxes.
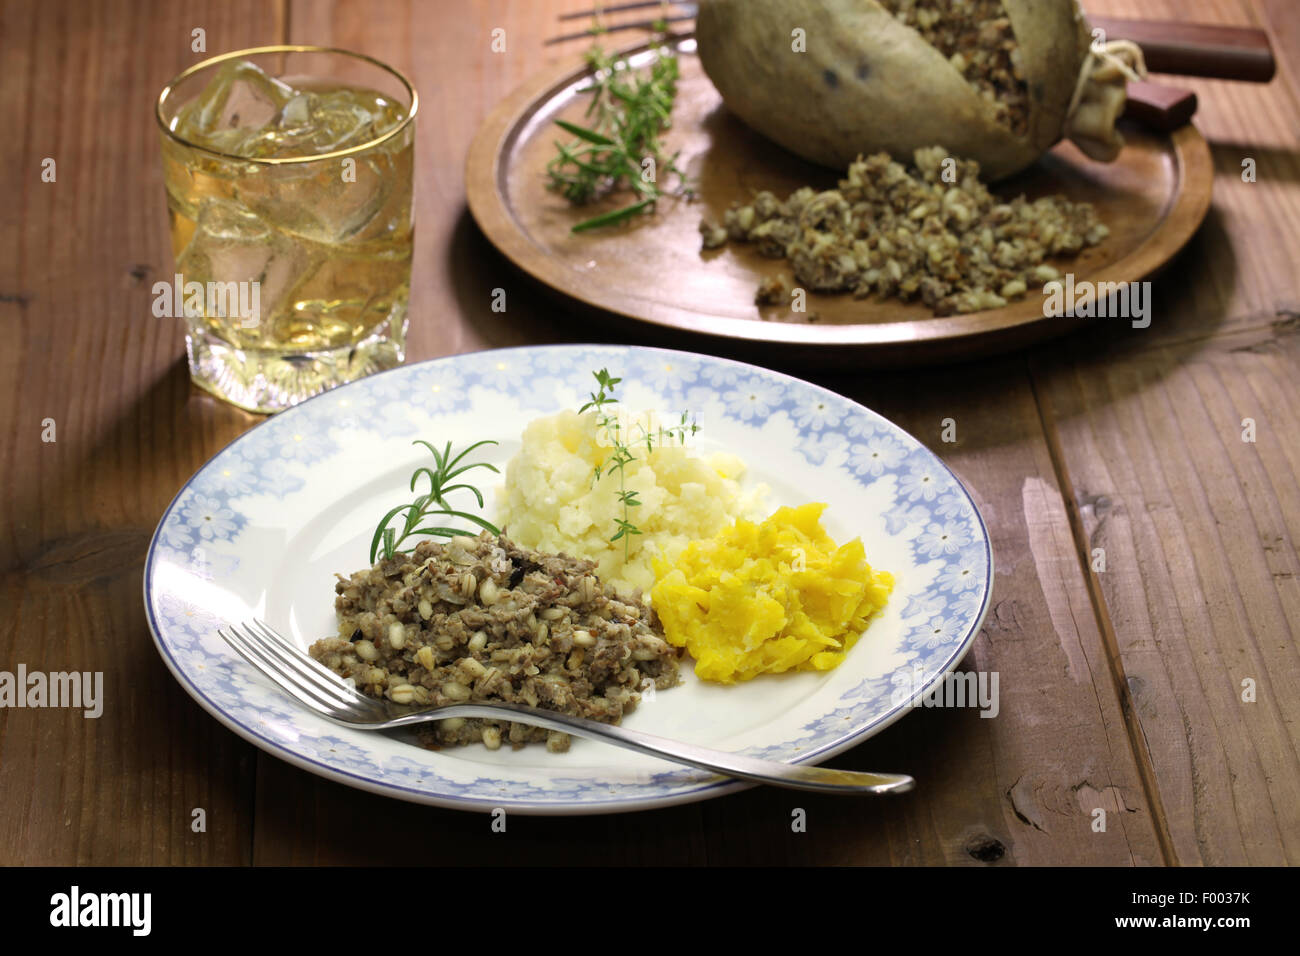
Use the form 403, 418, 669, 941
379, 702, 914, 795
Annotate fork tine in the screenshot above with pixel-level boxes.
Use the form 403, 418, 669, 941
558, 1, 692, 21
243, 619, 373, 709
544, 14, 694, 45
234, 623, 379, 718
218, 626, 353, 715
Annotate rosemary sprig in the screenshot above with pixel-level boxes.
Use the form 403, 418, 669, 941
579, 368, 699, 560
545, 27, 689, 232
370, 440, 501, 563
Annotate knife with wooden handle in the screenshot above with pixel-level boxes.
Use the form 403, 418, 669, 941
1091, 16, 1275, 129
1089, 16, 1276, 82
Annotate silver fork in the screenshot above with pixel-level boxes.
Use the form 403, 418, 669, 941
218, 619, 914, 796
545, 1, 697, 45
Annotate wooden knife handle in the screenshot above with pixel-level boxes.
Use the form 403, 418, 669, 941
1089, 16, 1276, 82
1124, 81, 1198, 130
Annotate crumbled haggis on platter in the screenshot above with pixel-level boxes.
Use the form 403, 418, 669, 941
703, 146, 1109, 316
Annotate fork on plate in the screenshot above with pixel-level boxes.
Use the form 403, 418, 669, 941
218, 618, 915, 796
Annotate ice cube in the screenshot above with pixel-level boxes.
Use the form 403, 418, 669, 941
176, 198, 320, 337
279, 92, 314, 128
173, 59, 406, 165
297, 89, 388, 153
229, 88, 408, 240
234, 145, 402, 244
260, 88, 400, 157
175, 60, 296, 157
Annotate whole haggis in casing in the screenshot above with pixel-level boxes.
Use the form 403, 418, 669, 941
696, 0, 1108, 181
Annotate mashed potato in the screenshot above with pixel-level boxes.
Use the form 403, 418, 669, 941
497, 409, 759, 596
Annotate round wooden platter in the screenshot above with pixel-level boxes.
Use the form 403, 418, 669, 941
465, 36, 1214, 366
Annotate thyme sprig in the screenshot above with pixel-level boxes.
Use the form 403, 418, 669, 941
370, 440, 501, 563
545, 26, 689, 232
579, 368, 699, 560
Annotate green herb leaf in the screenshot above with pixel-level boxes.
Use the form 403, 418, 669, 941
578, 368, 698, 562
570, 197, 657, 232
553, 119, 616, 146
370, 440, 500, 563
545, 30, 689, 233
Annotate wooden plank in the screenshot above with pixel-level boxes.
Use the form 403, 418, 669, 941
0, 0, 282, 865
1033, 324, 1300, 865
1032, 0, 1300, 866
5, 0, 1286, 867
803, 362, 1165, 865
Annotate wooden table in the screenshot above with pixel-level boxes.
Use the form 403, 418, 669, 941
2, 0, 1297, 866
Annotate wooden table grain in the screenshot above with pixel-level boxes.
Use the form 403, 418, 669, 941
1, 0, 1296, 866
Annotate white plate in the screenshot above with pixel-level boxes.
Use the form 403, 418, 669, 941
145, 345, 992, 814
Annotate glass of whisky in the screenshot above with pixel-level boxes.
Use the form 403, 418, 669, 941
156, 46, 417, 413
